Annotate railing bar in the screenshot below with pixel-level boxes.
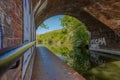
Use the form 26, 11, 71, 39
90, 48, 120, 56
0, 41, 35, 76
0, 45, 22, 55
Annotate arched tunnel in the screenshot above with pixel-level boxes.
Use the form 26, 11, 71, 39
0, 0, 120, 80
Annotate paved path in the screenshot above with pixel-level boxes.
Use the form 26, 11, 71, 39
31, 47, 85, 80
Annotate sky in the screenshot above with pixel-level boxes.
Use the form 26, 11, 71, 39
36, 15, 64, 34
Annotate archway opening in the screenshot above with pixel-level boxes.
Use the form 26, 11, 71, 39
36, 14, 90, 74
36, 15, 120, 80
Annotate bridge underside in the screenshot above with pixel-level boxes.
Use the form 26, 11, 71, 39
33, 0, 120, 36
32, 0, 120, 69
0, 0, 120, 80
32, 0, 120, 48
32, 0, 120, 63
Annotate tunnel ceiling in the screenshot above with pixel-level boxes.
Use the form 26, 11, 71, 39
32, 0, 120, 36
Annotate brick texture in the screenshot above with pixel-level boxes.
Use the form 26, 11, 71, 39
0, 0, 22, 49
0, 0, 22, 80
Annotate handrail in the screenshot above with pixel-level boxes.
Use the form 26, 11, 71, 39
0, 45, 22, 55
90, 48, 120, 56
0, 41, 36, 76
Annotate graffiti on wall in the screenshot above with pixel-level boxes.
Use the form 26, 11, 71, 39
90, 37, 106, 49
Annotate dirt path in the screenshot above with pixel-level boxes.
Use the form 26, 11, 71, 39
31, 47, 85, 80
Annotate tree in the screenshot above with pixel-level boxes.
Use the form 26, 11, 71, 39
60, 15, 90, 74
40, 22, 49, 29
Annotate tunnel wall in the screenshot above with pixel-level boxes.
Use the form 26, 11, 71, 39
0, 0, 36, 80
0, 0, 23, 80
0, 0, 22, 49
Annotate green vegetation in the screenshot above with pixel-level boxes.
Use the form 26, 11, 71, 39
85, 61, 120, 80
37, 15, 120, 80
60, 15, 90, 74
36, 15, 90, 74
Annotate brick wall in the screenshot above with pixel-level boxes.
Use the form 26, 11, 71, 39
0, 0, 22, 80
0, 0, 22, 49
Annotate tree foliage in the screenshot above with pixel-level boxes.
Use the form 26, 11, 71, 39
40, 22, 49, 29
60, 15, 90, 74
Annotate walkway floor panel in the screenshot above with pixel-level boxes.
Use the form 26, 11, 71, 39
31, 47, 85, 80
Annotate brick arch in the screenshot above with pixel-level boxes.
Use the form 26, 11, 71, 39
37, 13, 120, 49
33, 0, 120, 50
33, 0, 120, 35
33, 0, 120, 66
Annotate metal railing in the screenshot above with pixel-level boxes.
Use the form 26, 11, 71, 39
0, 41, 35, 76
90, 48, 120, 56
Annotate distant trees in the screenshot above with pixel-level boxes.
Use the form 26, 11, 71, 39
37, 29, 68, 45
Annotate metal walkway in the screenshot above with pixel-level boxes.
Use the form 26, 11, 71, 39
31, 47, 85, 80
